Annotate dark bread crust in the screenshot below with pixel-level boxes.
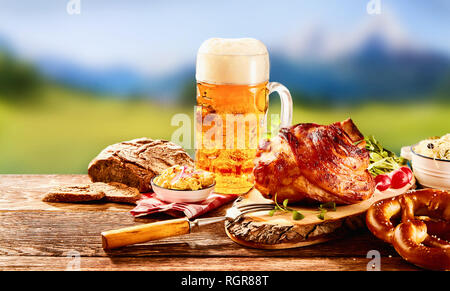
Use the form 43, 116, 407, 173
88, 138, 194, 192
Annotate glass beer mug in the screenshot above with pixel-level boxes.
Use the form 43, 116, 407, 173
195, 38, 292, 194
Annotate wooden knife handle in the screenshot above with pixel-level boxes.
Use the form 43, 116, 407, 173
101, 217, 190, 250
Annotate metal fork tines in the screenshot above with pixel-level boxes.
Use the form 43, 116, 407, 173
226, 203, 276, 220
189, 202, 275, 228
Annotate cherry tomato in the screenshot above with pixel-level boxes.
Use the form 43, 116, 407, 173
375, 174, 391, 191
399, 166, 413, 182
391, 170, 409, 189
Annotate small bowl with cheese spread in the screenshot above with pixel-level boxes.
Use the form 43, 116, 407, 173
401, 134, 450, 190
151, 165, 215, 203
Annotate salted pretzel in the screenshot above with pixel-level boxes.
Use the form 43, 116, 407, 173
366, 188, 450, 271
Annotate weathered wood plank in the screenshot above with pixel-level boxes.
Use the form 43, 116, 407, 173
0, 175, 419, 271
0, 256, 420, 271
0, 210, 398, 258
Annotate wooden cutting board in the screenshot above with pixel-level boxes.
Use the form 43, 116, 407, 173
225, 180, 415, 249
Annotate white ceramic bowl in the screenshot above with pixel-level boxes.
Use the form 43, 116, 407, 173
401, 145, 450, 190
151, 177, 215, 203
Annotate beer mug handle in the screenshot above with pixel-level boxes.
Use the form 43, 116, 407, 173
267, 82, 293, 128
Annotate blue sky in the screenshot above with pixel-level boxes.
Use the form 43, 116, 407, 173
0, 0, 449, 76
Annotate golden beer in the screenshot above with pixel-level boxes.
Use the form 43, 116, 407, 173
195, 38, 292, 194
195, 81, 268, 194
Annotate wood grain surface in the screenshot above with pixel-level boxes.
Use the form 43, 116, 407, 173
0, 175, 420, 271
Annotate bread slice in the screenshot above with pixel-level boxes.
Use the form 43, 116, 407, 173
43, 183, 105, 203
95, 182, 141, 204
43, 182, 141, 204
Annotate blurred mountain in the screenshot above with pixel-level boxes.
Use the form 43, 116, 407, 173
270, 45, 449, 104
274, 15, 450, 103
33, 38, 449, 104
0, 35, 13, 53
35, 56, 195, 101
2, 15, 448, 103
35, 57, 148, 97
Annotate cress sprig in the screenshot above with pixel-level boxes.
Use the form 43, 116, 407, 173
268, 194, 304, 220
317, 201, 336, 220
364, 135, 406, 176
268, 195, 337, 221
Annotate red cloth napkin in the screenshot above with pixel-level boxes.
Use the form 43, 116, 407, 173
130, 193, 238, 219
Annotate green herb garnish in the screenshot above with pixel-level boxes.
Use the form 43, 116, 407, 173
317, 208, 327, 220
317, 202, 336, 220
292, 210, 305, 220
319, 201, 336, 211
365, 135, 406, 176
268, 194, 304, 220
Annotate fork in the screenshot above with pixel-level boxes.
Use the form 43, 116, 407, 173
101, 198, 275, 249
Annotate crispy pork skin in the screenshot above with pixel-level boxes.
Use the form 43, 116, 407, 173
253, 118, 375, 204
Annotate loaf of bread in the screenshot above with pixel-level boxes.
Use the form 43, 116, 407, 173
88, 138, 194, 192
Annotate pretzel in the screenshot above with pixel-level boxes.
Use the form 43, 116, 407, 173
366, 189, 450, 271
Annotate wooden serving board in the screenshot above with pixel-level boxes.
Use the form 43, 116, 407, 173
225, 180, 415, 249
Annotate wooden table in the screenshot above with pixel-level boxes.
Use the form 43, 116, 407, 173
0, 175, 420, 271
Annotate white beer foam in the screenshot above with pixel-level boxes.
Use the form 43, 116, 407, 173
196, 38, 270, 85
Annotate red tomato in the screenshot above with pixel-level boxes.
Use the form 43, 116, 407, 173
391, 170, 409, 189
375, 174, 391, 191
399, 166, 413, 182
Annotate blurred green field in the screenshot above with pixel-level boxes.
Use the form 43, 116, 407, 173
0, 86, 448, 174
